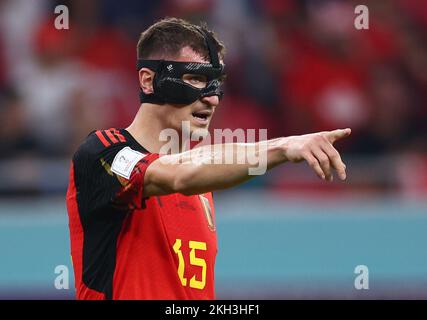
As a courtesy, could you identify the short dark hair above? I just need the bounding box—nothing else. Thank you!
[137,17,225,61]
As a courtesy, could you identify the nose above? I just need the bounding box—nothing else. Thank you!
[200,94,219,107]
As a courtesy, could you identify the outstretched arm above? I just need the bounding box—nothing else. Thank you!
[143,128,351,197]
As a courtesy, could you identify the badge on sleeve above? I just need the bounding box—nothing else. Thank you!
[111,147,146,179]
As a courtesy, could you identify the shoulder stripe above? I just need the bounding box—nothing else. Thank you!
[112,129,126,143]
[95,130,111,147]
[94,129,127,147]
[105,130,119,144]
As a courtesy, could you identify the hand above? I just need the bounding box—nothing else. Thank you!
[282,128,351,181]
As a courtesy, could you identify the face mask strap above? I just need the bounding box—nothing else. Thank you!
[137,60,166,104]
[194,27,220,69]
[136,60,162,72]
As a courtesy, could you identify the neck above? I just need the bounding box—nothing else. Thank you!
[126,104,183,154]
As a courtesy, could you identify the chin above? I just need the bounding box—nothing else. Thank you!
[190,123,210,136]
[171,117,211,138]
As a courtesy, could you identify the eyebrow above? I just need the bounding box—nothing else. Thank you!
[184,74,208,78]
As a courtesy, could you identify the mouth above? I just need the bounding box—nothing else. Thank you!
[191,110,212,125]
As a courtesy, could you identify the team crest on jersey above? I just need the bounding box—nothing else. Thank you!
[198,195,215,232]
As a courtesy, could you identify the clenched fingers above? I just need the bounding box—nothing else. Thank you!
[303,137,347,181]
[312,146,333,181]
[320,141,347,180]
[303,152,325,180]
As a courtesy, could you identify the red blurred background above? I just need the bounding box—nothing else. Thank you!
[0,0,426,197]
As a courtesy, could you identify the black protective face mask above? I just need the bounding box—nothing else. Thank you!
[136,29,226,105]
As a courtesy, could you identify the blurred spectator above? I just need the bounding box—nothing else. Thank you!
[0,34,5,88]
[0,0,426,196]
[279,1,371,136]
[16,19,98,156]
[396,152,427,199]
[0,0,48,84]
[0,87,37,159]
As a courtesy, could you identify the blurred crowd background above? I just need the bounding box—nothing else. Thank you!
[0,0,426,197]
[0,0,426,299]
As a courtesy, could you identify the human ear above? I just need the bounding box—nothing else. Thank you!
[138,68,155,94]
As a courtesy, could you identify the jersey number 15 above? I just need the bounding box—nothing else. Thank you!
[173,239,207,290]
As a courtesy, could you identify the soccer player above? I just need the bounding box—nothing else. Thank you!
[66,17,351,300]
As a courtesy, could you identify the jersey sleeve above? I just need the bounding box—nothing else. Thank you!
[72,130,159,216]
[112,150,160,210]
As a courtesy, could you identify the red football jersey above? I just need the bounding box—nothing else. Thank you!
[66,128,217,300]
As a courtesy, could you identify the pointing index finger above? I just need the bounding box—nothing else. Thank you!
[326,128,352,144]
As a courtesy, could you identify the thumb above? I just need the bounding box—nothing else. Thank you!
[326,128,352,144]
